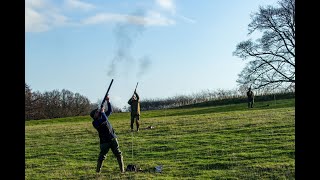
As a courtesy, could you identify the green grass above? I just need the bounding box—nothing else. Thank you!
[25,98,295,179]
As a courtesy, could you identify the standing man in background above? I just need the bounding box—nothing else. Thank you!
[128,90,141,132]
[247,87,254,108]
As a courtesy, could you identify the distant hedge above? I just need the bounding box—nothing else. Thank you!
[175,92,295,109]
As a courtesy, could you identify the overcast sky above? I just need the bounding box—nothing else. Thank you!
[25,0,279,109]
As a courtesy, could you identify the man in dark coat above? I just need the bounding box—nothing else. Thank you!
[90,96,124,173]
[247,87,254,108]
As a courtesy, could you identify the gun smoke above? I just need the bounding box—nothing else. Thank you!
[107,10,152,78]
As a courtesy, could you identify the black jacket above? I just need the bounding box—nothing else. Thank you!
[92,102,117,144]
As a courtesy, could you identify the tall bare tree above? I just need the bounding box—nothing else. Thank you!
[25,83,42,120]
[25,83,33,120]
[233,0,295,91]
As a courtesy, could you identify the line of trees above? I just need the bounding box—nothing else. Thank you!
[25,83,123,120]
[25,83,92,120]
[26,82,294,119]
[136,87,294,111]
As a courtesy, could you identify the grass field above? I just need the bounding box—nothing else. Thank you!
[25,98,295,179]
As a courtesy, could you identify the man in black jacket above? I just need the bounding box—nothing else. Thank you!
[246,87,254,108]
[90,96,124,173]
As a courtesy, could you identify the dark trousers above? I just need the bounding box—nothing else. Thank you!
[130,114,140,130]
[96,138,124,173]
[248,98,254,108]
[98,138,122,161]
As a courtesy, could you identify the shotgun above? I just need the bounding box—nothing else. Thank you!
[131,82,138,97]
[134,82,138,93]
[100,79,114,109]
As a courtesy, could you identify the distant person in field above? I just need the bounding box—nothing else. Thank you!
[90,96,125,173]
[128,90,140,132]
[247,87,254,108]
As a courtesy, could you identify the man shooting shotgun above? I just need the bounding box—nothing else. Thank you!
[89,79,125,173]
[128,82,141,132]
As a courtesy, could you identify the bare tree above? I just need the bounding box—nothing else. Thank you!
[233,0,295,91]
[25,83,34,120]
[25,83,43,120]
[33,91,46,119]
[73,93,91,116]
[43,90,62,118]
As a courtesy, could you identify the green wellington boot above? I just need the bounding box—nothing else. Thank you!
[96,160,103,173]
[117,155,125,173]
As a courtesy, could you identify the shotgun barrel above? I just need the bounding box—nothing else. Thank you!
[132,82,138,97]
[100,79,114,109]
[134,82,138,92]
